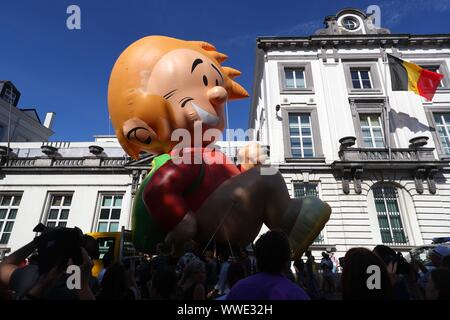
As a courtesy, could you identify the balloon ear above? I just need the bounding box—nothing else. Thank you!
[119,118,159,160]
[117,128,141,160]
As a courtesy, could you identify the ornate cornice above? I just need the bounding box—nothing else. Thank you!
[257,34,450,50]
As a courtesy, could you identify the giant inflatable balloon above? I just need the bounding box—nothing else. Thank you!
[108,36,331,258]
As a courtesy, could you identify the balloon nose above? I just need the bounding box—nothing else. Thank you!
[208,86,228,106]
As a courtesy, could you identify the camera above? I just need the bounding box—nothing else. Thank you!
[33,223,83,275]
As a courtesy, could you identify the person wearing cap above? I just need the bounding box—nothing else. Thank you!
[429,245,450,268]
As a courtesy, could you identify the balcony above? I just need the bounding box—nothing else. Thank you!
[332,136,449,195]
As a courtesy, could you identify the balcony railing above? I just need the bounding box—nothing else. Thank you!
[339,147,436,162]
[337,135,438,163]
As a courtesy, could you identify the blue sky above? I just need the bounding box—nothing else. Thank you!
[1,0,450,141]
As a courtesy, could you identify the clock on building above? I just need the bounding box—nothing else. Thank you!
[342,16,360,30]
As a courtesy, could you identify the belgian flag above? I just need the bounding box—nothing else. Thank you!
[387,54,444,101]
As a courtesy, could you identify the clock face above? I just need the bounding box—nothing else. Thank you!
[342,16,360,30]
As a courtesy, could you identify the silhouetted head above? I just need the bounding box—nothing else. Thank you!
[82,235,100,260]
[341,247,393,300]
[255,230,291,274]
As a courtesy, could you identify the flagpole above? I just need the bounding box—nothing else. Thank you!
[383,51,392,160]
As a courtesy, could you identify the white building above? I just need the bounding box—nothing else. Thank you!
[249,8,450,257]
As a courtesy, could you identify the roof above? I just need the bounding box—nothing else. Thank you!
[19,108,41,124]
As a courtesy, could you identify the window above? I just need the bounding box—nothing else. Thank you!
[0,194,22,245]
[289,114,314,158]
[360,114,384,148]
[97,194,123,232]
[351,68,372,89]
[373,186,407,245]
[3,87,16,104]
[293,183,324,244]
[284,68,306,89]
[344,62,381,94]
[278,63,314,93]
[294,183,318,198]
[433,113,450,154]
[46,194,72,227]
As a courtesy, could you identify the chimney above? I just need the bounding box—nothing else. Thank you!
[44,112,56,129]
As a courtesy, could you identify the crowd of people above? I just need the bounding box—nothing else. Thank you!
[0,225,449,300]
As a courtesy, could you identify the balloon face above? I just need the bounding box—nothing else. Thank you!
[108,36,249,159]
[147,49,227,131]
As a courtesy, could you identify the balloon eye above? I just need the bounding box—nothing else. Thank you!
[203,75,208,86]
[215,79,219,86]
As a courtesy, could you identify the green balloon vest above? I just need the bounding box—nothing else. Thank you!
[131,153,205,253]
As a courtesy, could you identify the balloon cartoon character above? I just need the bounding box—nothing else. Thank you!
[108,36,331,258]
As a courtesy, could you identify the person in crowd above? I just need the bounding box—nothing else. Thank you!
[341,247,393,300]
[178,259,207,300]
[320,252,335,295]
[428,245,450,268]
[425,267,450,300]
[248,247,257,276]
[97,262,140,300]
[81,235,101,295]
[293,255,306,288]
[151,242,172,274]
[176,242,200,277]
[125,259,141,300]
[135,254,152,299]
[373,245,418,300]
[216,261,246,300]
[330,251,340,273]
[210,248,232,298]
[98,250,113,283]
[150,266,178,300]
[203,250,218,293]
[239,248,254,277]
[26,248,94,300]
[304,250,320,299]
[226,230,310,300]
[0,227,95,300]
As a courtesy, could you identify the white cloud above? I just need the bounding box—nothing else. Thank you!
[382,0,450,26]
[220,19,321,47]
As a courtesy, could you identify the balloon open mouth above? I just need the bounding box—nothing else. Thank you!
[191,102,220,126]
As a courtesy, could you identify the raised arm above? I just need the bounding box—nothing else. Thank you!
[0,239,38,287]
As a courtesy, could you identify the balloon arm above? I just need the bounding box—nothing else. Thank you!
[142,160,201,231]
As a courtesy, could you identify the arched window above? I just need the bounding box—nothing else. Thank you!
[372,185,408,245]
